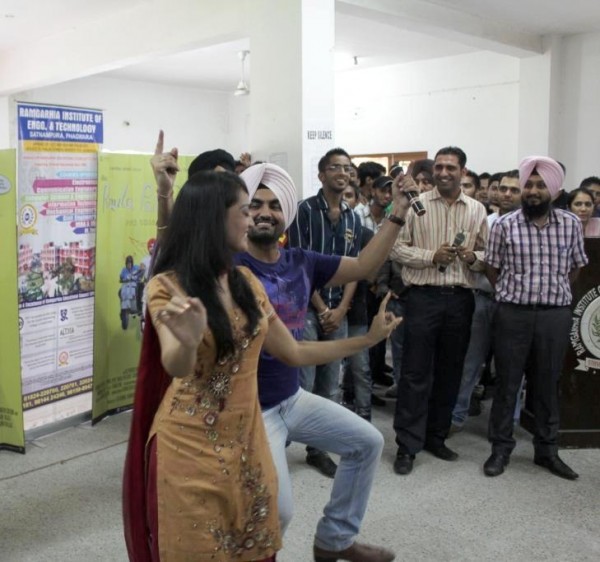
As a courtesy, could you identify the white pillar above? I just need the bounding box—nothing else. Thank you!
[248,0,335,198]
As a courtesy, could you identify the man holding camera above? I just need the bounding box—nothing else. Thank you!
[390,146,488,475]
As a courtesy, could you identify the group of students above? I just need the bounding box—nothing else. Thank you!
[122,132,590,561]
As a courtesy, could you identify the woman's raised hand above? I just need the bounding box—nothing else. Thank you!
[153,275,207,349]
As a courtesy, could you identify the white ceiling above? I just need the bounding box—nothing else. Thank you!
[425,0,600,35]
[1,0,600,92]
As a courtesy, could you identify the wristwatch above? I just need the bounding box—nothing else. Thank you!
[387,214,405,227]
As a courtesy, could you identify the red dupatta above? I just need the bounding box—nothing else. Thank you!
[122,312,171,561]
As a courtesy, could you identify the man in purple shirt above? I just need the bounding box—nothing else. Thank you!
[233,163,411,562]
[483,156,588,480]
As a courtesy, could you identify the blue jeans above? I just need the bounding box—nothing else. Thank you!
[300,308,347,403]
[452,292,497,426]
[262,388,384,551]
[452,293,523,426]
[343,324,371,417]
[387,298,406,384]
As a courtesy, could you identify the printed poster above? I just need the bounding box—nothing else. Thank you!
[0,149,25,452]
[17,102,102,431]
[92,153,193,422]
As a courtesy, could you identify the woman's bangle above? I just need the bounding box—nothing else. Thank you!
[157,190,173,199]
[156,223,168,231]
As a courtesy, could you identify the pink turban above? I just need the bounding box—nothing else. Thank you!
[240,163,298,228]
[518,156,564,199]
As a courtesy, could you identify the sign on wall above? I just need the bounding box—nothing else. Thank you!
[16,102,102,431]
[92,152,193,423]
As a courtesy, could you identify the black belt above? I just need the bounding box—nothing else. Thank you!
[501,302,563,311]
[414,285,471,294]
[473,289,495,299]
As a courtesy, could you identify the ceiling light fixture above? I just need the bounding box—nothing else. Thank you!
[234,50,250,96]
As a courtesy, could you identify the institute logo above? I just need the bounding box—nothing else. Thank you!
[571,286,600,372]
[19,204,38,235]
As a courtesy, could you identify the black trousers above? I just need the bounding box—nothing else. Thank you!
[393,286,474,455]
[489,303,572,457]
[367,291,386,381]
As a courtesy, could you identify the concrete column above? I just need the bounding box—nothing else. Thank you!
[248,0,335,198]
[518,49,553,159]
[519,33,600,184]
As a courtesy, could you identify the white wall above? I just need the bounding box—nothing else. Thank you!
[0,96,9,148]
[227,95,251,158]
[10,76,239,156]
[335,51,520,174]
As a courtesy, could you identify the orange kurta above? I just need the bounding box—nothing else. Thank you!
[146,267,281,561]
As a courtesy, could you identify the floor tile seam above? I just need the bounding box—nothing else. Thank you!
[0,439,127,482]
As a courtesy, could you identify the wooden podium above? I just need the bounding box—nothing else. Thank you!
[521,238,600,447]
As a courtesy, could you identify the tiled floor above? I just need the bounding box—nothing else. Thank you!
[1,396,599,561]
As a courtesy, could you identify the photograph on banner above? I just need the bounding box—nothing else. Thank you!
[92,153,193,422]
[17,103,103,430]
[0,149,25,452]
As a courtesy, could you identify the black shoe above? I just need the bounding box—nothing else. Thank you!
[483,453,510,477]
[423,443,458,461]
[393,453,414,475]
[383,363,394,373]
[371,394,386,407]
[314,541,396,562]
[306,452,337,478]
[534,455,579,480]
[468,396,482,417]
[372,372,394,387]
[384,384,398,398]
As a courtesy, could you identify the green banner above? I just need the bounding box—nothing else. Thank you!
[92,153,192,422]
[0,149,25,452]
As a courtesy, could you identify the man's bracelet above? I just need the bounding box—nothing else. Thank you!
[156,223,168,231]
[157,190,173,199]
[387,214,405,227]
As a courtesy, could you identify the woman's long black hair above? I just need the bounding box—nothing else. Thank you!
[152,171,262,360]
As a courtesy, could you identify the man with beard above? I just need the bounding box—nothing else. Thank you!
[483,156,587,479]
[237,162,409,562]
[389,146,489,475]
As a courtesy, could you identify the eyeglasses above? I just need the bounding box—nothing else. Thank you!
[325,164,352,173]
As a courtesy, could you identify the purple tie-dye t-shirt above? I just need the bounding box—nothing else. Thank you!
[235,248,340,409]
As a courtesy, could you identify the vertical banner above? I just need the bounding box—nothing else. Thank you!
[17,103,102,431]
[92,153,192,423]
[0,149,25,452]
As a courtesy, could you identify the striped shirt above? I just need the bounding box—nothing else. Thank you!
[390,187,489,288]
[474,212,500,293]
[354,203,387,234]
[485,208,588,306]
[288,188,362,308]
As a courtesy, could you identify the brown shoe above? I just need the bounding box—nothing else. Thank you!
[314,541,395,562]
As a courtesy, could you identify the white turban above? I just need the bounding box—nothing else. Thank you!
[240,163,298,228]
[518,156,564,199]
